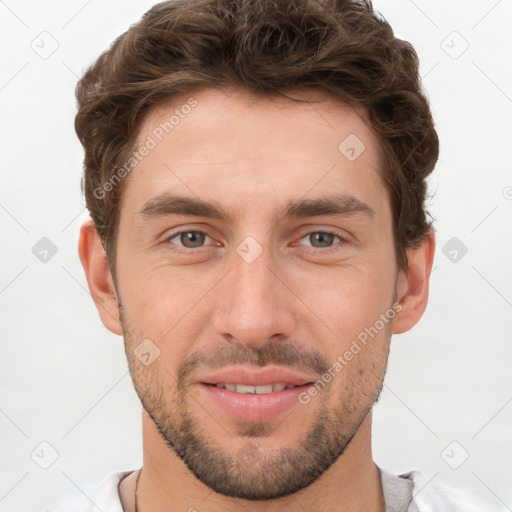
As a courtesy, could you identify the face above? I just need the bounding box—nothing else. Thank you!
[114,86,400,499]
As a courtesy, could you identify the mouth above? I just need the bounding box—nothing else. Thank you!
[205,382,307,394]
[195,366,316,421]
[197,369,315,421]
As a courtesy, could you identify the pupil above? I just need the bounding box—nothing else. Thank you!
[182,231,204,248]
[311,232,333,247]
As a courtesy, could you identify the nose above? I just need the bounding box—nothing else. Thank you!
[211,242,297,350]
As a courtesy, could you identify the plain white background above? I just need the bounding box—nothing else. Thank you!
[1,0,511,510]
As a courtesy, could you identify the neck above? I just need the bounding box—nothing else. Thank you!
[134,410,384,512]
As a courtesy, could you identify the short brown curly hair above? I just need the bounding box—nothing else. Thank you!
[75,0,438,274]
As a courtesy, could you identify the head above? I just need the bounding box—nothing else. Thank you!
[77,0,437,501]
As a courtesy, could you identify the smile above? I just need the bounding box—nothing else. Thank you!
[209,383,301,394]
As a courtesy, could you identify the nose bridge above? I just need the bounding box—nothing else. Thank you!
[211,240,295,347]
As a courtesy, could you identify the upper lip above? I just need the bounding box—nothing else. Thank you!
[198,366,315,386]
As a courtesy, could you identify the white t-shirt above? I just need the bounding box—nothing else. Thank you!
[44,465,507,512]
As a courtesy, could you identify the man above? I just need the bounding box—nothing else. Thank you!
[46,0,506,510]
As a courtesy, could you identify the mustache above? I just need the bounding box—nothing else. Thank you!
[177,341,330,384]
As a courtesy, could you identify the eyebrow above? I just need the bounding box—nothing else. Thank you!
[137,193,375,223]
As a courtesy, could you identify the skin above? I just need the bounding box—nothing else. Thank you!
[79,85,435,512]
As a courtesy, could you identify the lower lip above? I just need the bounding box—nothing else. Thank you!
[197,383,312,422]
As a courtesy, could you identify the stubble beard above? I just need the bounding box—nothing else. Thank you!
[118,299,392,500]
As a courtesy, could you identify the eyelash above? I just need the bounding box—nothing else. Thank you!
[163,230,348,255]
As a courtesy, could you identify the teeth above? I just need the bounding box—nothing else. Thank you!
[215,383,296,394]
[255,384,273,394]
[236,384,255,394]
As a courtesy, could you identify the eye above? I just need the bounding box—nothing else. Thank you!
[163,229,346,255]
[299,231,343,249]
[166,230,213,249]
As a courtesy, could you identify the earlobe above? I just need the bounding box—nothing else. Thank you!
[392,229,436,335]
[78,219,123,335]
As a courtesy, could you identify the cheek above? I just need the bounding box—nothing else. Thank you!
[117,263,217,352]
[287,262,395,344]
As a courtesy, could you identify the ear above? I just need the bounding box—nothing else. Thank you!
[78,219,123,335]
[392,229,436,335]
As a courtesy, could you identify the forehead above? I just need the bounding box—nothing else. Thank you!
[121,86,388,220]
